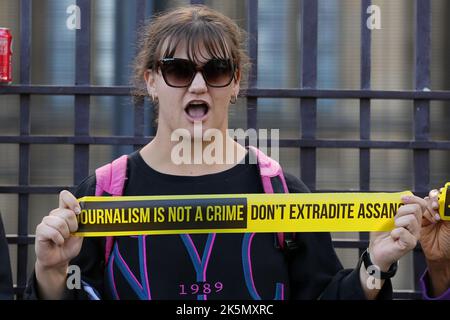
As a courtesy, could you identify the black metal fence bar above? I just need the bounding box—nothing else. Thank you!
[360,0,371,192]
[0,187,74,194]
[414,0,431,196]
[134,0,146,150]
[2,136,450,149]
[246,0,258,130]
[74,0,91,185]
[413,0,431,291]
[6,236,35,245]
[300,0,318,191]
[394,291,423,299]
[4,86,450,100]
[359,0,372,258]
[17,0,32,300]
[0,85,132,95]
[0,186,433,197]
[246,88,450,100]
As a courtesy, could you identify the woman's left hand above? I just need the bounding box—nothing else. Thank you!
[421,189,450,262]
[368,195,426,271]
[419,189,450,297]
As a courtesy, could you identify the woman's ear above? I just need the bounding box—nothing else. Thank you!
[144,69,156,96]
[232,69,241,97]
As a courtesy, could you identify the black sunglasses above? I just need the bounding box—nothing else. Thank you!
[157,58,236,88]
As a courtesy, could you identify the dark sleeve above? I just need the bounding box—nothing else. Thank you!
[284,173,393,300]
[0,213,13,300]
[420,269,450,300]
[25,175,107,300]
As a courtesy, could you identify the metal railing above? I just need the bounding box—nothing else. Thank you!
[0,0,445,300]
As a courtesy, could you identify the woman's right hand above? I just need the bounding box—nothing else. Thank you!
[35,190,83,271]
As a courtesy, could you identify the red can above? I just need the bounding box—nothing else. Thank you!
[0,28,12,84]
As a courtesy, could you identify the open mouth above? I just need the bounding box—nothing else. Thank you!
[184,102,209,121]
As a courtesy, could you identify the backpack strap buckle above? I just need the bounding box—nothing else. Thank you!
[284,238,299,252]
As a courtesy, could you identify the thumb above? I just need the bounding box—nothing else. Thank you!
[59,190,81,214]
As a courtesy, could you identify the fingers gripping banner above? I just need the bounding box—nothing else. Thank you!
[439,182,450,220]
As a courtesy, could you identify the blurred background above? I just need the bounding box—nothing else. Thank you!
[0,0,449,299]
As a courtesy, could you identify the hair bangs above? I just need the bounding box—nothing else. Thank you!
[187,24,233,64]
[158,21,233,66]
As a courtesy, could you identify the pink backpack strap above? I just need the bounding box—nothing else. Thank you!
[248,146,293,249]
[248,146,289,193]
[95,155,128,264]
[95,155,128,196]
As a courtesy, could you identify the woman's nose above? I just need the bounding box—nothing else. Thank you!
[188,71,208,93]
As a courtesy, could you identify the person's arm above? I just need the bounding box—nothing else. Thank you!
[420,189,450,299]
[284,174,423,300]
[427,263,450,297]
[288,231,393,300]
[0,213,13,300]
[26,236,106,300]
[357,252,389,300]
[25,175,106,300]
[420,263,450,299]
[284,173,391,300]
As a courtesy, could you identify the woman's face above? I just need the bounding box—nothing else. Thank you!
[145,42,240,139]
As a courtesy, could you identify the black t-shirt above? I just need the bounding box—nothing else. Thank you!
[26,150,392,300]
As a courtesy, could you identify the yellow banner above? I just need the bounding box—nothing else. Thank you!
[74,190,425,237]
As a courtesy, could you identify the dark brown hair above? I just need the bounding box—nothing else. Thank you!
[132,5,249,108]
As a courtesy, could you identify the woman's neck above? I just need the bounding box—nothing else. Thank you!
[140,132,247,176]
